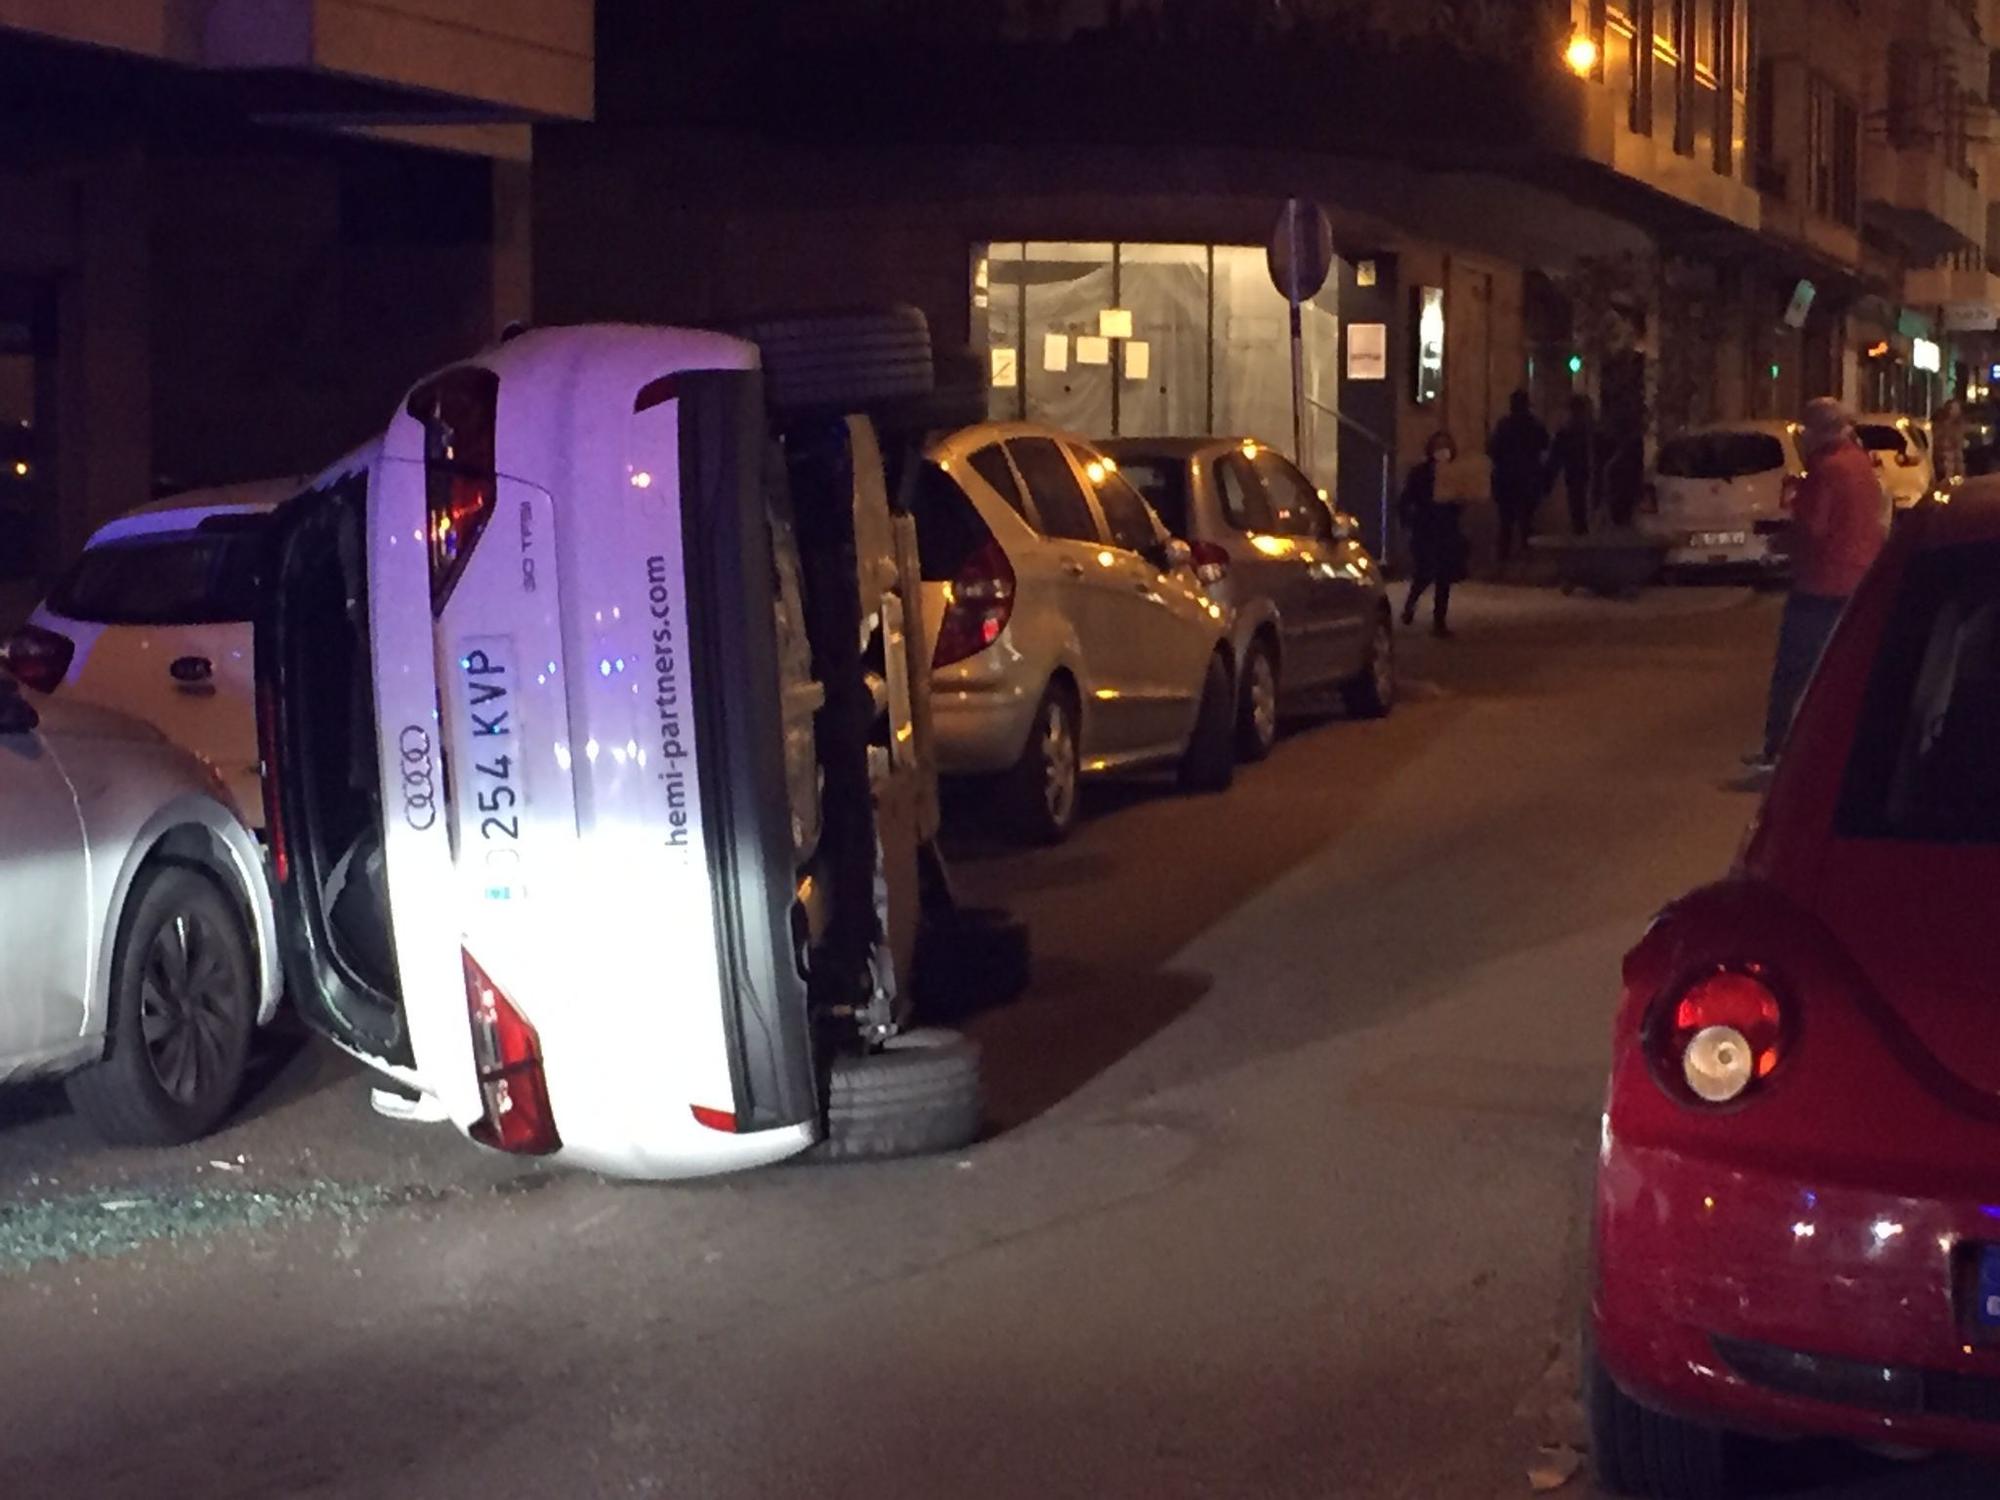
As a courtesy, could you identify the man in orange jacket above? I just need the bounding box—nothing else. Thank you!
[1750,398,1890,770]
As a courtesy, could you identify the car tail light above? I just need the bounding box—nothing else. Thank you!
[1780,475,1801,513]
[2,623,75,693]
[932,537,1016,668]
[1188,540,1231,585]
[1652,968,1786,1105]
[463,950,561,1155]
[407,368,501,616]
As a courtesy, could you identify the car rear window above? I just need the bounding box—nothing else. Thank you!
[1107,456,1190,537]
[909,462,993,582]
[51,516,267,625]
[1856,425,1907,453]
[1656,432,1787,480]
[1839,541,2000,844]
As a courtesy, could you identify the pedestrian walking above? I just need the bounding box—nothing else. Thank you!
[1399,431,1469,639]
[1748,398,1891,772]
[1488,390,1551,565]
[1932,397,1968,486]
[1545,395,1598,537]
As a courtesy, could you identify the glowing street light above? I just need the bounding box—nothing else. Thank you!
[1565,33,1600,77]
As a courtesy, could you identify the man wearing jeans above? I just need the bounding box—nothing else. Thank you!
[1750,398,1890,771]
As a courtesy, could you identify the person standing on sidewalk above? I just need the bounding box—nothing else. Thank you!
[1545,395,1598,537]
[1399,431,1468,639]
[1488,390,1550,566]
[1749,398,1891,772]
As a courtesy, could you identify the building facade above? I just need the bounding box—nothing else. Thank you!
[0,0,593,605]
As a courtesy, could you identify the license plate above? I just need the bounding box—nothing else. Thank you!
[1690,530,1747,549]
[456,636,525,902]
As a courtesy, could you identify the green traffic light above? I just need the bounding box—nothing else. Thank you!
[1567,355,1583,375]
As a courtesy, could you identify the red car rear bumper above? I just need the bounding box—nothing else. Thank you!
[1595,1134,2000,1456]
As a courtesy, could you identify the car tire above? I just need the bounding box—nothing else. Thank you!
[1340,611,1397,719]
[1004,682,1082,845]
[64,865,256,1146]
[816,1028,982,1163]
[1178,650,1237,794]
[1588,1352,1730,1500]
[1235,638,1280,762]
[739,306,935,418]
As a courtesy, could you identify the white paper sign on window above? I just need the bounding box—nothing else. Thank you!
[1076,335,1111,366]
[1124,340,1150,382]
[1348,323,1389,381]
[990,347,1019,389]
[1043,333,1070,373]
[1099,308,1134,339]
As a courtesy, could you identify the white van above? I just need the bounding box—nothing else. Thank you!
[256,323,984,1180]
[1644,421,1805,576]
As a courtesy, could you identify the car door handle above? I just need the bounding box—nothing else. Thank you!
[1060,560,1086,578]
[170,655,214,685]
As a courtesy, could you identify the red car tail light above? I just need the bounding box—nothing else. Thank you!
[463,950,561,1155]
[2,622,75,693]
[932,537,1016,668]
[1652,968,1786,1105]
[1188,540,1231,585]
[407,368,500,616]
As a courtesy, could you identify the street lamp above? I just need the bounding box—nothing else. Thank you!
[1565,33,1600,77]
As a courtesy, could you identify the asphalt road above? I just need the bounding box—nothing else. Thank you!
[2,583,1993,1499]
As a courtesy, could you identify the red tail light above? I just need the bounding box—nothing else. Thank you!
[932,538,1016,668]
[255,680,290,885]
[1188,540,1231,585]
[2,623,75,693]
[1651,968,1786,1106]
[463,950,561,1155]
[407,368,500,616]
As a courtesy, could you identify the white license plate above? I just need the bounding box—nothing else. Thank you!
[456,636,525,902]
[1690,530,1747,549]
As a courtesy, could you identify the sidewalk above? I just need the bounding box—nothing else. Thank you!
[1398,579,1757,632]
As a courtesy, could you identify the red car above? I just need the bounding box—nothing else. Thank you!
[1591,487,2000,1497]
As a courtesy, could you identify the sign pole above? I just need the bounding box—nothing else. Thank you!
[1267,198,1332,470]
[1289,215,1306,465]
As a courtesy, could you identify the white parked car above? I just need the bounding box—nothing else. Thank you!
[1643,421,1805,576]
[913,422,1237,843]
[0,677,281,1142]
[257,323,980,1181]
[6,479,302,825]
[1853,412,1933,509]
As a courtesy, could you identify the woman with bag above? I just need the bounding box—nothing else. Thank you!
[1398,431,1469,639]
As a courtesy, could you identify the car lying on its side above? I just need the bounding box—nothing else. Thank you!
[0,676,281,1143]
[912,421,1238,844]
[256,320,986,1181]
[5,479,303,826]
[1591,481,2000,1496]
[1101,436,1393,759]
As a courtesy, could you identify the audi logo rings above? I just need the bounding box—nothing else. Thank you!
[400,725,439,831]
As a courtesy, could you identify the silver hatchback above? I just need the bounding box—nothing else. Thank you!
[1102,438,1394,758]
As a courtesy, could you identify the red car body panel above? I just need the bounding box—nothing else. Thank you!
[1593,493,2000,1455]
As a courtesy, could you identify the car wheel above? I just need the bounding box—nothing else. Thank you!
[1341,611,1397,719]
[1236,639,1280,762]
[815,1028,982,1163]
[1178,650,1237,794]
[1005,683,1081,844]
[738,306,935,418]
[1588,1352,1730,1499]
[64,865,256,1146]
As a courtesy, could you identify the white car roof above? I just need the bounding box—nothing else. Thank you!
[85,476,308,547]
[927,421,1101,463]
[1676,421,1801,439]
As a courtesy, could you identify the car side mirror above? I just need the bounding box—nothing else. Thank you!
[0,677,39,735]
[1146,537,1193,573]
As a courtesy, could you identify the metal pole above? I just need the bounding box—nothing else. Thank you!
[1289,212,1307,465]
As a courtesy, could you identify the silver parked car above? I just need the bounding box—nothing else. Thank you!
[1102,437,1394,758]
[914,422,1238,844]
